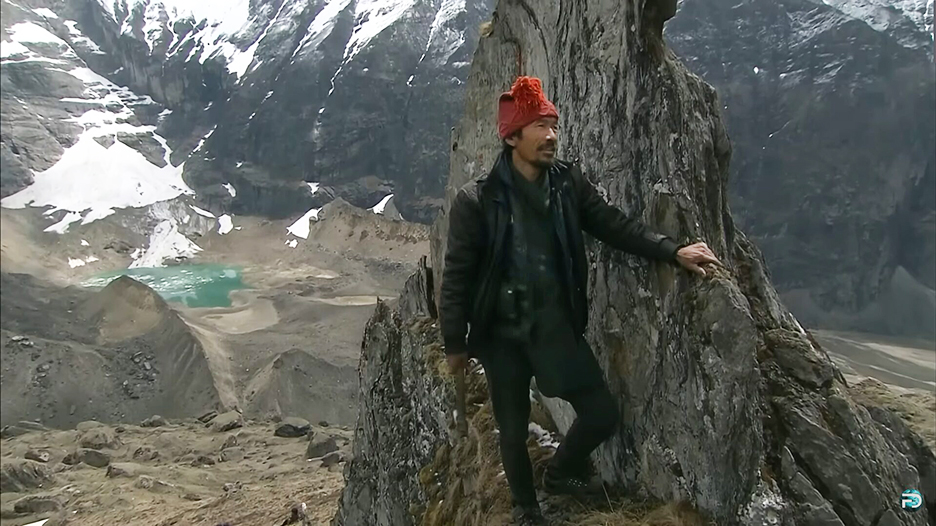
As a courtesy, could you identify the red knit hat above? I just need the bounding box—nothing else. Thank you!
[497,76,559,139]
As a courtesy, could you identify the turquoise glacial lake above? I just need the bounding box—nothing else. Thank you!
[81,264,246,308]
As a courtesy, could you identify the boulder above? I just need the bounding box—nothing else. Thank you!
[0,460,55,493]
[75,448,110,468]
[221,434,239,450]
[132,445,160,461]
[274,417,311,438]
[78,427,119,450]
[13,494,62,514]
[306,436,338,459]
[75,421,104,432]
[321,451,343,467]
[141,415,167,428]
[220,447,245,463]
[209,411,243,432]
[25,449,51,463]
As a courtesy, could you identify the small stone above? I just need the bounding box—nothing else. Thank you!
[25,449,51,463]
[16,421,47,432]
[141,415,167,428]
[106,462,141,478]
[306,436,338,459]
[69,405,76,416]
[221,434,239,450]
[132,445,160,461]
[274,417,311,438]
[135,476,173,492]
[318,420,330,427]
[321,451,342,467]
[223,481,242,493]
[143,362,152,371]
[191,455,216,467]
[210,411,243,432]
[220,447,245,462]
[183,493,203,501]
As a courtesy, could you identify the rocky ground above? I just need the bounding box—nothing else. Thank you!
[0,416,351,526]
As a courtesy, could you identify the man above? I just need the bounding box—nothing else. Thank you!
[439,76,720,525]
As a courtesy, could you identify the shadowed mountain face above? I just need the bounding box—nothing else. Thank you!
[667,0,936,339]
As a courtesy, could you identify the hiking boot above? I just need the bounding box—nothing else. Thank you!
[512,504,550,526]
[542,465,602,497]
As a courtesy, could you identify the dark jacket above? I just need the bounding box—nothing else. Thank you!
[440,151,682,356]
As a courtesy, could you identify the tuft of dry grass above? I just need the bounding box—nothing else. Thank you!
[573,501,712,526]
[480,21,494,38]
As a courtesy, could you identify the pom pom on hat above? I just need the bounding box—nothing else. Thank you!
[497,76,558,139]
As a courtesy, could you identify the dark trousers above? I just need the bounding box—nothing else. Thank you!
[479,343,620,507]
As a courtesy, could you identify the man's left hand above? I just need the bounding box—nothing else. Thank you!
[676,242,722,277]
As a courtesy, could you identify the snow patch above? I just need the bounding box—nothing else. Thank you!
[343,0,417,65]
[130,220,201,268]
[369,194,393,214]
[193,125,218,153]
[218,214,234,234]
[223,183,237,197]
[820,0,934,47]
[1,135,192,229]
[292,0,353,58]
[0,41,31,59]
[33,8,59,19]
[285,239,298,248]
[8,22,67,45]
[64,21,105,54]
[287,207,322,239]
[190,204,216,218]
[307,182,320,195]
[81,239,91,246]
[45,212,83,234]
[85,255,100,263]
[528,423,559,449]
[68,257,86,268]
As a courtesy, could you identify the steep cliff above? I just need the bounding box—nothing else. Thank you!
[337,0,936,524]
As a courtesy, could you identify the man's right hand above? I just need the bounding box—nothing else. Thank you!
[447,353,469,373]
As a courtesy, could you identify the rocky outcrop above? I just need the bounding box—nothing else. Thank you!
[666,0,936,339]
[338,0,935,525]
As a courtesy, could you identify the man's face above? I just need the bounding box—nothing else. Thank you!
[507,117,559,169]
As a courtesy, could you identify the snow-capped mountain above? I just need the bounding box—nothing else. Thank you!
[668,0,936,339]
[2,0,494,228]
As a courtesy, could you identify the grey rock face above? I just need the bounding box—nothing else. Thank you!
[332,278,450,525]
[335,1,936,525]
[666,0,936,339]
